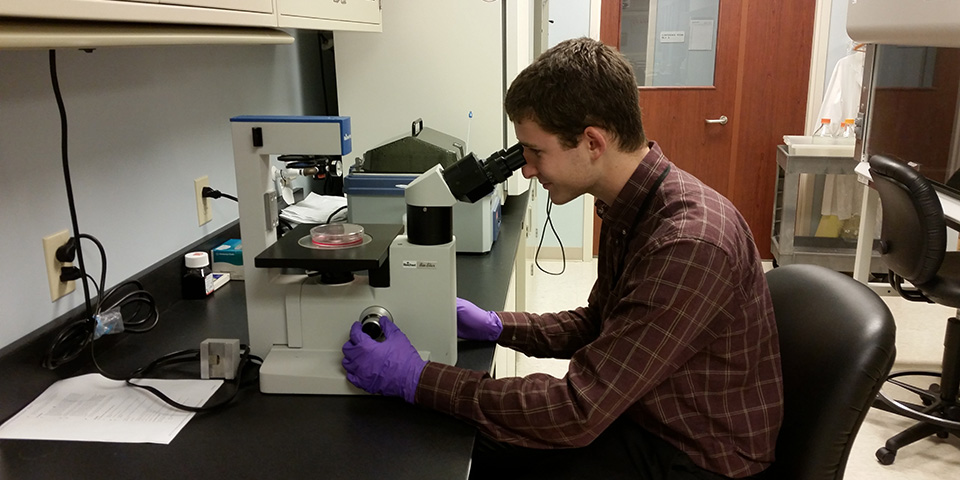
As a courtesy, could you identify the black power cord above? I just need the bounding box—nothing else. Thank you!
[42,233,160,369]
[49,49,95,319]
[92,341,263,413]
[201,186,238,202]
[43,50,258,412]
[534,199,566,275]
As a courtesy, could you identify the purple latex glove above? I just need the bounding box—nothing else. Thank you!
[341,317,427,403]
[456,297,503,341]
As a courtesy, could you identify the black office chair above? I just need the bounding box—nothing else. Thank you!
[867,154,960,465]
[761,264,896,480]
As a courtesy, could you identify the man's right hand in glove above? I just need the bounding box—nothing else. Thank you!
[456,297,502,341]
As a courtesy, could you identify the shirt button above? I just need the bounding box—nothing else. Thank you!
[622,229,627,235]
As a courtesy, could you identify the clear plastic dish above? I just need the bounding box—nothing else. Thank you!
[310,223,365,248]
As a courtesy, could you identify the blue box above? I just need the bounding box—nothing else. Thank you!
[212,239,243,280]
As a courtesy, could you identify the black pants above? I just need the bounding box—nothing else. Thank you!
[468,419,732,480]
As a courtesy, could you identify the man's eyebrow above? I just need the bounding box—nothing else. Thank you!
[519,142,540,150]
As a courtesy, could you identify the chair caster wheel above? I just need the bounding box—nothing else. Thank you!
[877,447,896,465]
[937,430,949,439]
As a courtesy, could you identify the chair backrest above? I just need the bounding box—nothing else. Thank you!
[868,154,946,285]
[762,264,896,480]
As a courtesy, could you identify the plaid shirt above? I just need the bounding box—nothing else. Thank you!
[417,143,783,478]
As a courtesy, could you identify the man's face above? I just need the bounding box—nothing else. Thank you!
[514,119,592,205]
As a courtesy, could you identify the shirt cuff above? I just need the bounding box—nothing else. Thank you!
[494,310,530,349]
[415,361,488,416]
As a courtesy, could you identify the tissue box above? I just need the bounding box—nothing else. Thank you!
[212,239,243,280]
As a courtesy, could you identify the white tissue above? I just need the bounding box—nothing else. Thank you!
[280,193,348,225]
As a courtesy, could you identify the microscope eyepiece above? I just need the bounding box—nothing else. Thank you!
[442,143,525,203]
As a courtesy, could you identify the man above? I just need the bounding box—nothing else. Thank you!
[342,37,783,480]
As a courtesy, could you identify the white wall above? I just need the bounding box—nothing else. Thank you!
[0,36,317,351]
[334,0,504,164]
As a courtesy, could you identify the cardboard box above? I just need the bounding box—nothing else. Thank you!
[212,239,243,280]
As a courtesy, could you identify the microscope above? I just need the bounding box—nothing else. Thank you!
[230,116,524,394]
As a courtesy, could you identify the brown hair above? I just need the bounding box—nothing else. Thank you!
[504,37,645,152]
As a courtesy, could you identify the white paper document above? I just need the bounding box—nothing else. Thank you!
[0,373,222,444]
[689,19,715,51]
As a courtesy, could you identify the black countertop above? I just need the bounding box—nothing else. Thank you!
[0,191,529,480]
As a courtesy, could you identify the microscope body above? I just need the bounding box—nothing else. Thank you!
[263,234,456,394]
[230,116,521,395]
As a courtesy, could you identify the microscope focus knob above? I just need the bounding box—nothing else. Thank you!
[359,306,392,341]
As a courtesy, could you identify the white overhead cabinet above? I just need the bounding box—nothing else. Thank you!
[0,0,276,27]
[0,0,382,31]
[277,0,381,31]
[162,0,273,14]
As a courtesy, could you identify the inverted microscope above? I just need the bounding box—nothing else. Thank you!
[230,116,523,394]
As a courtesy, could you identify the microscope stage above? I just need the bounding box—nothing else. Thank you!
[255,223,403,272]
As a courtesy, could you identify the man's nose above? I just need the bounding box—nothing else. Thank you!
[521,163,536,179]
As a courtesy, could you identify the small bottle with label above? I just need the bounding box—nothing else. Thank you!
[841,118,856,139]
[812,118,833,144]
[183,251,214,299]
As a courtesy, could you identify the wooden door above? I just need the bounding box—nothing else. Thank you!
[594,0,815,258]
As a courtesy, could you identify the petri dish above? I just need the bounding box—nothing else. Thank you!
[310,223,365,248]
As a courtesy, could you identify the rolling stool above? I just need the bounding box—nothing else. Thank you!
[867,154,960,465]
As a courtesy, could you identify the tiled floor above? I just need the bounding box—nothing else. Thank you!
[514,259,960,478]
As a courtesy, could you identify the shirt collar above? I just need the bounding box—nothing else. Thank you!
[595,141,669,236]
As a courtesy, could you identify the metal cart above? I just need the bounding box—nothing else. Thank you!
[770,145,885,273]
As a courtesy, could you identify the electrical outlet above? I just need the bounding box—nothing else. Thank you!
[42,230,76,302]
[195,175,212,226]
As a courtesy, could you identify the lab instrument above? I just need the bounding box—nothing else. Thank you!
[230,116,523,395]
[345,120,502,253]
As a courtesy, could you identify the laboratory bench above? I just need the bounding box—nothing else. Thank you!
[0,190,530,480]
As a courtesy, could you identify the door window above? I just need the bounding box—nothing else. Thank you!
[619,0,720,87]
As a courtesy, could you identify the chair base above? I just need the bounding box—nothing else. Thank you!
[876,421,957,465]
[873,388,960,465]
[872,317,960,465]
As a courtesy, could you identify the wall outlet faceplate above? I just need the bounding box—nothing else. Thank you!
[42,229,75,301]
[195,175,212,226]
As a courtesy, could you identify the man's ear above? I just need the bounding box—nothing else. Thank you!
[582,126,608,160]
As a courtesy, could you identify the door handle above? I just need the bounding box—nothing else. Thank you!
[705,115,728,125]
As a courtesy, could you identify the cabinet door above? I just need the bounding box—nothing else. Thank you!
[160,0,273,14]
[1,0,276,25]
[278,0,380,25]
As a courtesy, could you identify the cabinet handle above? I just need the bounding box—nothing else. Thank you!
[705,115,728,125]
